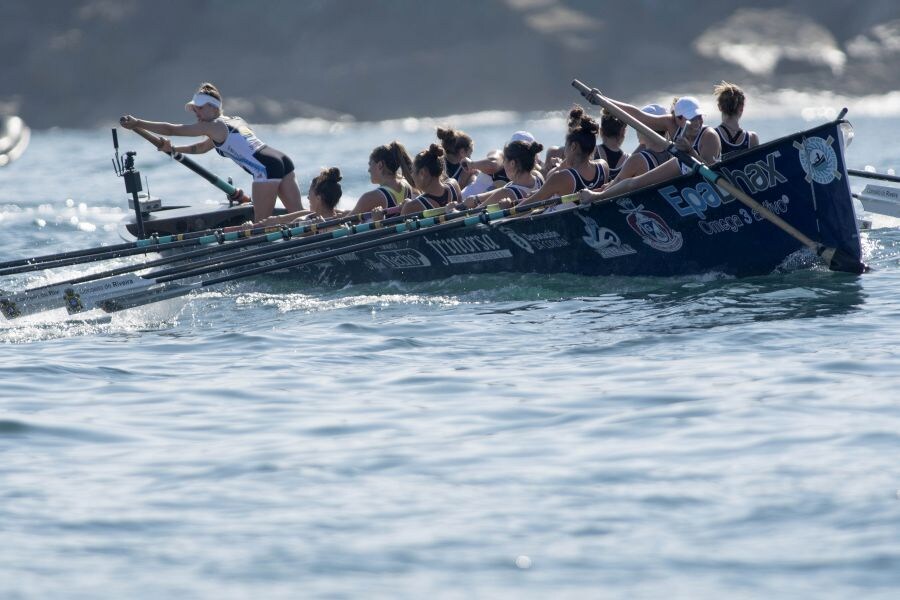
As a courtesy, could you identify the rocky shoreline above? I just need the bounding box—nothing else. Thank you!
[2,1,898,128]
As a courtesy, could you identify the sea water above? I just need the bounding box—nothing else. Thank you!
[1,107,899,599]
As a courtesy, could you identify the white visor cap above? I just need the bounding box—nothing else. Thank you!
[185,93,222,112]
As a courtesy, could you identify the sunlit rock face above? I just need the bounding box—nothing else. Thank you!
[694,8,846,76]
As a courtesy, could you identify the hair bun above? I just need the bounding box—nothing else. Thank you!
[427,143,445,158]
[325,166,342,183]
[529,141,544,155]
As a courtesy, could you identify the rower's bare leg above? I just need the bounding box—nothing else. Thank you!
[278,172,304,212]
[251,181,280,221]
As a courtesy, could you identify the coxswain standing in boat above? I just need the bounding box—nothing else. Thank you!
[461,139,545,208]
[516,106,608,209]
[119,82,304,222]
[348,142,416,216]
[401,145,462,215]
[713,81,759,159]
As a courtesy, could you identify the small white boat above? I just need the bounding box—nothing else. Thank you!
[0,115,30,166]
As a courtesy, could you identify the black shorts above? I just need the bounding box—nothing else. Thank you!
[248,147,295,182]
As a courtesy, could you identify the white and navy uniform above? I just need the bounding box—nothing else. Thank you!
[503,173,545,201]
[415,184,459,210]
[716,125,752,158]
[564,163,607,193]
[213,116,294,182]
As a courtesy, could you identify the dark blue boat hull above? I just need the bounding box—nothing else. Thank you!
[286,120,861,285]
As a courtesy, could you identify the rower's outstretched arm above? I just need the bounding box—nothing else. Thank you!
[120,116,223,139]
[171,138,215,155]
[604,99,673,135]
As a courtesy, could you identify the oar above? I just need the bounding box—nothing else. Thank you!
[848,169,900,185]
[0,204,439,319]
[0,209,275,273]
[126,125,251,204]
[98,196,573,313]
[0,198,407,277]
[571,79,867,275]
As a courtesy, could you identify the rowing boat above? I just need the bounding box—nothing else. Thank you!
[123,117,863,284]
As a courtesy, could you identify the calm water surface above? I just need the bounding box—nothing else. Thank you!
[1,113,899,599]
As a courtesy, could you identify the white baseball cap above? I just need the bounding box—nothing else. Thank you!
[673,96,704,120]
[641,103,668,116]
[509,130,536,144]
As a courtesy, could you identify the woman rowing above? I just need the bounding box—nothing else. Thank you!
[543,110,626,178]
[594,110,629,179]
[349,142,416,216]
[437,127,479,189]
[119,82,303,222]
[257,167,344,226]
[401,144,462,216]
[608,105,674,184]
[516,106,608,209]
[714,81,759,159]
[462,140,545,208]
[603,94,721,165]
[459,131,540,197]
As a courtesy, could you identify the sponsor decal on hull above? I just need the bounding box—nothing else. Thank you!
[660,151,787,219]
[375,248,432,269]
[424,234,512,265]
[617,199,683,253]
[575,212,636,259]
[794,135,840,185]
[498,227,572,253]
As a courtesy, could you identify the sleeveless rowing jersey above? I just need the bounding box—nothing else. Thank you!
[594,144,627,179]
[415,184,459,210]
[377,181,413,209]
[212,116,268,172]
[716,124,752,158]
[503,173,545,201]
[638,148,672,172]
[564,163,606,193]
[445,160,464,183]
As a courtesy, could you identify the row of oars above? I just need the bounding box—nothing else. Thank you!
[1,79,891,320]
[0,167,579,319]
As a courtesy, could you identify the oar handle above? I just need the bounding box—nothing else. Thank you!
[572,80,671,150]
[128,126,250,203]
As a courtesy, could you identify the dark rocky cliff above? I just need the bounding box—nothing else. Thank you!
[2,0,898,128]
